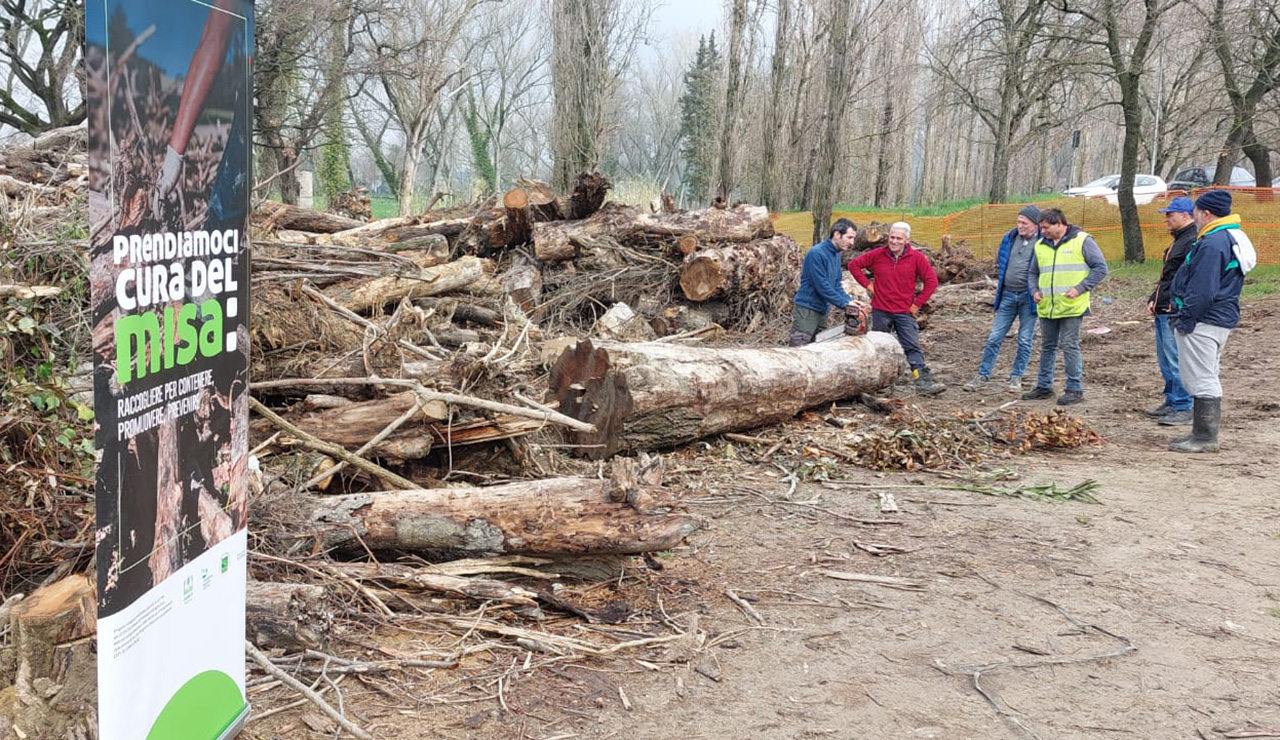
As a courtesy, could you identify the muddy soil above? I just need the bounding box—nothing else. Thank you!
[247,285,1280,740]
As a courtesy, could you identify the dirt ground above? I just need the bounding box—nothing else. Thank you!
[247,283,1280,740]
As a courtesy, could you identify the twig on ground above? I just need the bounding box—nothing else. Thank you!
[245,640,375,740]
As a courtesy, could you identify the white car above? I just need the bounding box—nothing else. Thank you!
[1064,174,1168,205]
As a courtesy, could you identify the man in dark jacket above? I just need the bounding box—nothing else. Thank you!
[1021,208,1109,405]
[963,205,1041,393]
[1167,190,1257,453]
[1145,197,1197,425]
[848,222,945,394]
[790,218,860,345]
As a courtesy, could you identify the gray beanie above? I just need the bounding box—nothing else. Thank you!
[1018,205,1042,223]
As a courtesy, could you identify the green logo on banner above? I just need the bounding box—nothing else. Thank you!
[147,670,244,740]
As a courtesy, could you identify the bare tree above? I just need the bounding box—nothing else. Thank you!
[759,0,792,211]
[464,0,550,191]
[1060,0,1175,262]
[549,0,651,191]
[811,0,857,245]
[716,0,749,202]
[357,0,486,215]
[0,0,84,136]
[929,0,1063,203]
[1209,0,1280,186]
[254,0,357,204]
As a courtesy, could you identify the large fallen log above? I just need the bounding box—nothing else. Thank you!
[245,581,334,651]
[679,235,801,302]
[326,256,495,314]
[633,204,774,243]
[284,478,700,556]
[549,334,905,458]
[558,171,612,220]
[257,201,366,233]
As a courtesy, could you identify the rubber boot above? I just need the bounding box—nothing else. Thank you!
[914,366,946,396]
[787,331,812,347]
[1168,397,1221,453]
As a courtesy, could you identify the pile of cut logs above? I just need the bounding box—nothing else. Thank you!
[0,129,927,736]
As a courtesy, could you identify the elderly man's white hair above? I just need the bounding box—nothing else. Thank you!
[889,221,911,237]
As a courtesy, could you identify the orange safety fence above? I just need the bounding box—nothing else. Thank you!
[773,187,1280,264]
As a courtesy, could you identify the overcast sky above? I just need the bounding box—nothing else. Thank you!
[650,0,724,46]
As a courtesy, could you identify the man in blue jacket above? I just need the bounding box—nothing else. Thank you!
[963,205,1041,393]
[790,218,859,345]
[1168,190,1257,453]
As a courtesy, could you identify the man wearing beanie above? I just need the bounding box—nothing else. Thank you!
[1145,197,1198,425]
[963,205,1041,393]
[1167,189,1257,452]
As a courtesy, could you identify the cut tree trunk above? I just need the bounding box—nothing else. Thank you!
[257,201,366,233]
[0,576,96,740]
[679,235,802,302]
[518,178,565,222]
[494,188,533,248]
[292,391,449,441]
[326,256,495,314]
[633,204,774,243]
[558,171,612,220]
[501,254,542,314]
[329,563,537,607]
[245,581,334,651]
[549,334,905,458]
[284,478,700,556]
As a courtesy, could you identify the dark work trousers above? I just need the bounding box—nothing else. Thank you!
[872,309,925,369]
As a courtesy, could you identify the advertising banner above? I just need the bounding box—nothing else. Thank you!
[86,0,254,737]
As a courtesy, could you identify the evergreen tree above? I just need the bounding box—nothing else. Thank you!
[678,33,721,203]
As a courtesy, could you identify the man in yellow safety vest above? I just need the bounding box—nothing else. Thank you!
[1020,207,1109,405]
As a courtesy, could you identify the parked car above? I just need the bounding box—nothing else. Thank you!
[1168,164,1256,191]
[1064,174,1168,205]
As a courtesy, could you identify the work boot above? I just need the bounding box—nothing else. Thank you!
[787,331,812,347]
[1169,397,1221,453]
[1145,402,1172,417]
[914,366,946,396]
[962,375,988,392]
[1057,390,1085,406]
[1021,386,1054,400]
[1157,408,1193,425]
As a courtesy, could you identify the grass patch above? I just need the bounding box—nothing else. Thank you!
[1098,261,1280,302]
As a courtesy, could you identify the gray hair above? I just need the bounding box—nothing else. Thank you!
[889,221,911,237]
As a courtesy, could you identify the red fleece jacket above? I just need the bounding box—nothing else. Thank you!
[848,245,939,313]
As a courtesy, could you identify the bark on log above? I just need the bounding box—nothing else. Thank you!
[517,178,564,222]
[679,235,801,302]
[550,334,905,458]
[257,201,366,233]
[245,581,334,651]
[633,204,774,243]
[287,478,700,556]
[557,171,612,220]
[853,222,886,252]
[502,254,542,314]
[495,188,533,248]
[327,256,494,314]
[293,391,449,442]
[329,563,537,607]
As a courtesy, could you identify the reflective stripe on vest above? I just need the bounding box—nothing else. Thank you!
[1035,231,1091,318]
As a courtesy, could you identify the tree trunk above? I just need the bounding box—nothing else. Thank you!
[245,582,334,651]
[558,171,613,220]
[810,0,854,244]
[632,204,774,243]
[717,0,748,202]
[760,0,791,212]
[256,201,366,233]
[0,576,98,740]
[281,478,701,555]
[502,254,542,313]
[1118,81,1146,263]
[873,93,895,208]
[549,333,905,458]
[680,235,803,302]
[325,256,495,314]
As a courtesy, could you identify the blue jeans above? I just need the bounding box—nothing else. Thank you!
[1154,314,1192,409]
[1035,316,1083,392]
[977,290,1037,379]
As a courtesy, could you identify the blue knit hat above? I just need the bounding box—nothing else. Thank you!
[1194,190,1232,217]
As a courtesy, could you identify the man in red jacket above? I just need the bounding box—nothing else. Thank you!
[848,222,945,394]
